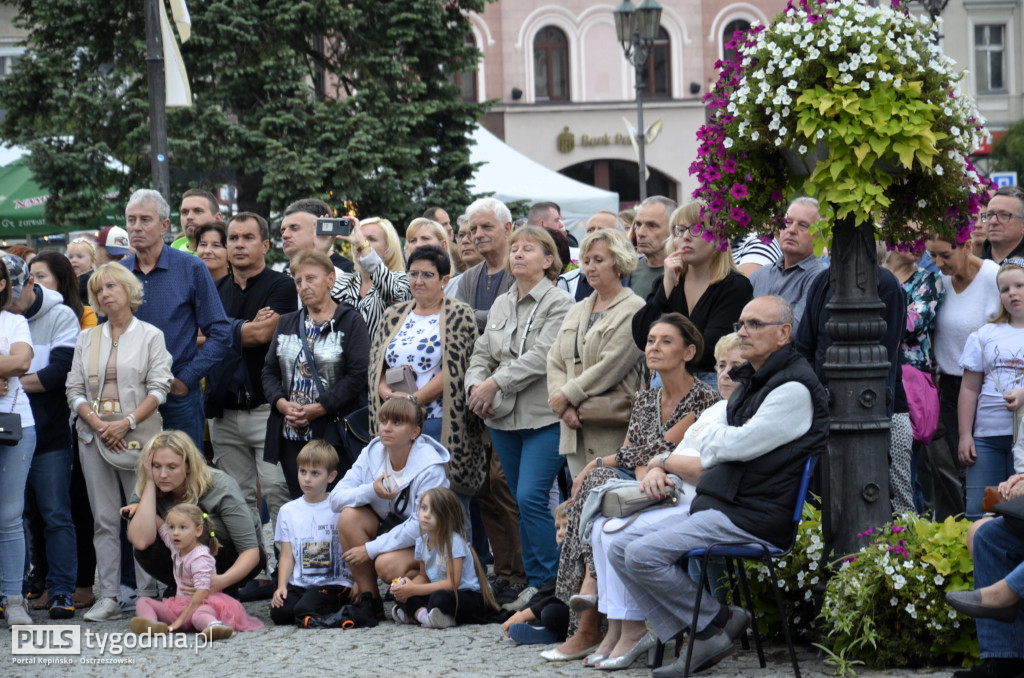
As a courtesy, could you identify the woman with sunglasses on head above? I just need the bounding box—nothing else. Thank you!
[926,231,1000,519]
[631,200,753,390]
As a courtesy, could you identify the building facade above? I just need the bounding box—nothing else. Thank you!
[468,0,1024,206]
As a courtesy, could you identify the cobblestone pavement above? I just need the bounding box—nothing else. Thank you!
[3,599,960,678]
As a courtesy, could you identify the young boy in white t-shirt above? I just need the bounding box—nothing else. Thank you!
[270,441,352,626]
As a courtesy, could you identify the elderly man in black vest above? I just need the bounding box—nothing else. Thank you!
[606,295,829,676]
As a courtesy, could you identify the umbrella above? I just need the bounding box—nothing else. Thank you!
[0,159,123,236]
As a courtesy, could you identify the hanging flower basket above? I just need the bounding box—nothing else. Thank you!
[691,0,990,248]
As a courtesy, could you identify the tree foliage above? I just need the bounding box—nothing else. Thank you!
[991,118,1024,177]
[0,0,491,231]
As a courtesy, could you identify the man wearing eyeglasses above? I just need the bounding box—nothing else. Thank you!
[750,197,827,330]
[979,186,1024,265]
[608,296,829,676]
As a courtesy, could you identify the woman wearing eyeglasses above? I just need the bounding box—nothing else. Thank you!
[367,245,483,512]
[466,226,574,587]
[631,200,753,389]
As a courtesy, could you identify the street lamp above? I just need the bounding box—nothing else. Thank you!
[614,0,662,202]
[919,0,949,43]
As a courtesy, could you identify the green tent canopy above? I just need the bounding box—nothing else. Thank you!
[0,159,122,236]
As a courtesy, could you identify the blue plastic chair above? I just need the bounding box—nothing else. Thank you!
[655,455,818,678]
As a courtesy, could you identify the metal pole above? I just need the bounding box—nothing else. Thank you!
[634,29,648,202]
[144,0,171,203]
[822,214,892,558]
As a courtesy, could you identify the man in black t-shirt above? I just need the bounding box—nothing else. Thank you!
[208,212,297,559]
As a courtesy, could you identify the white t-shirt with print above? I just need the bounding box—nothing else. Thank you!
[275,497,352,588]
[959,322,1024,438]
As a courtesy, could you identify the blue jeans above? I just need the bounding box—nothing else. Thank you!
[26,445,76,596]
[972,518,1024,658]
[421,418,442,443]
[489,424,564,586]
[0,426,35,598]
[159,389,205,450]
[966,436,1014,520]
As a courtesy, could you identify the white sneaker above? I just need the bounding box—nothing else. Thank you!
[502,585,539,612]
[427,607,456,629]
[84,597,122,622]
[3,595,32,626]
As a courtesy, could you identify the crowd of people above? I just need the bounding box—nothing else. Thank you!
[0,184,1023,677]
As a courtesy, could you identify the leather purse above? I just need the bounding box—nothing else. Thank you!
[601,483,680,518]
[385,365,418,396]
[0,387,23,446]
[994,496,1024,539]
[577,393,633,426]
[85,328,161,471]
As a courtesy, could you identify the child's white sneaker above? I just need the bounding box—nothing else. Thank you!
[427,608,455,629]
[391,606,413,624]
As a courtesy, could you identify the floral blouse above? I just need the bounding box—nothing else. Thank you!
[386,312,443,419]
[900,267,944,371]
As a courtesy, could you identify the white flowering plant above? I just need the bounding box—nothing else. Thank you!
[819,513,978,668]
[734,507,979,669]
[691,0,989,248]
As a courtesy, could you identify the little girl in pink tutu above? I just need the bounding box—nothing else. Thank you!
[130,503,264,640]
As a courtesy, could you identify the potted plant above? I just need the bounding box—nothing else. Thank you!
[690,0,989,247]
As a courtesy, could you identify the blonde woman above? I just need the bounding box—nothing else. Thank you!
[547,229,645,477]
[466,226,574,587]
[329,217,411,337]
[125,430,265,597]
[66,263,173,621]
[631,200,753,388]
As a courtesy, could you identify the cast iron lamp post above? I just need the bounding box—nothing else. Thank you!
[614,0,662,202]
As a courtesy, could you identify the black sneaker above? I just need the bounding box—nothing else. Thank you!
[953,659,1024,678]
[494,580,526,605]
[48,593,75,620]
[356,592,384,621]
[488,577,510,597]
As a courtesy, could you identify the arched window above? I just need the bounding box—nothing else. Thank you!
[453,33,478,103]
[534,26,570,101]
[722,19,751,64]
[645,28,670,98]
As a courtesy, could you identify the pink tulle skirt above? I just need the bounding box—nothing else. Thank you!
[158,593,264,632]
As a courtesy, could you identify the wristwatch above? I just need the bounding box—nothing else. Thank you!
[126,414,137,430]
[658,451,672,469]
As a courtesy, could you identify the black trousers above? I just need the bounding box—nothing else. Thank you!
[398,588,492,625]
[270,584,351,625]
[134,537,265,598]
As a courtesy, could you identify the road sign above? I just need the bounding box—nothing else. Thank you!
[992,171,1018,187]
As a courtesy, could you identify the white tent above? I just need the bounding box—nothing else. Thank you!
[468,126,619,224]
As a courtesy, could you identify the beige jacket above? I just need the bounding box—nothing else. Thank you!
[466,279,573,431]
[66,318,174,443]
[547,286,646,460]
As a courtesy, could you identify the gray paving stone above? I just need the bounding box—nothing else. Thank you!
[2,600,958,677]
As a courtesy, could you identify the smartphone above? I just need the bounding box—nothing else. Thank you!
[316,216,353,236]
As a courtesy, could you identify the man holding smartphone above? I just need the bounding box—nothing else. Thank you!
[280,198,354,274]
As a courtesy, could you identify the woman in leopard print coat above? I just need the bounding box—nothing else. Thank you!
[367,246,485,497]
